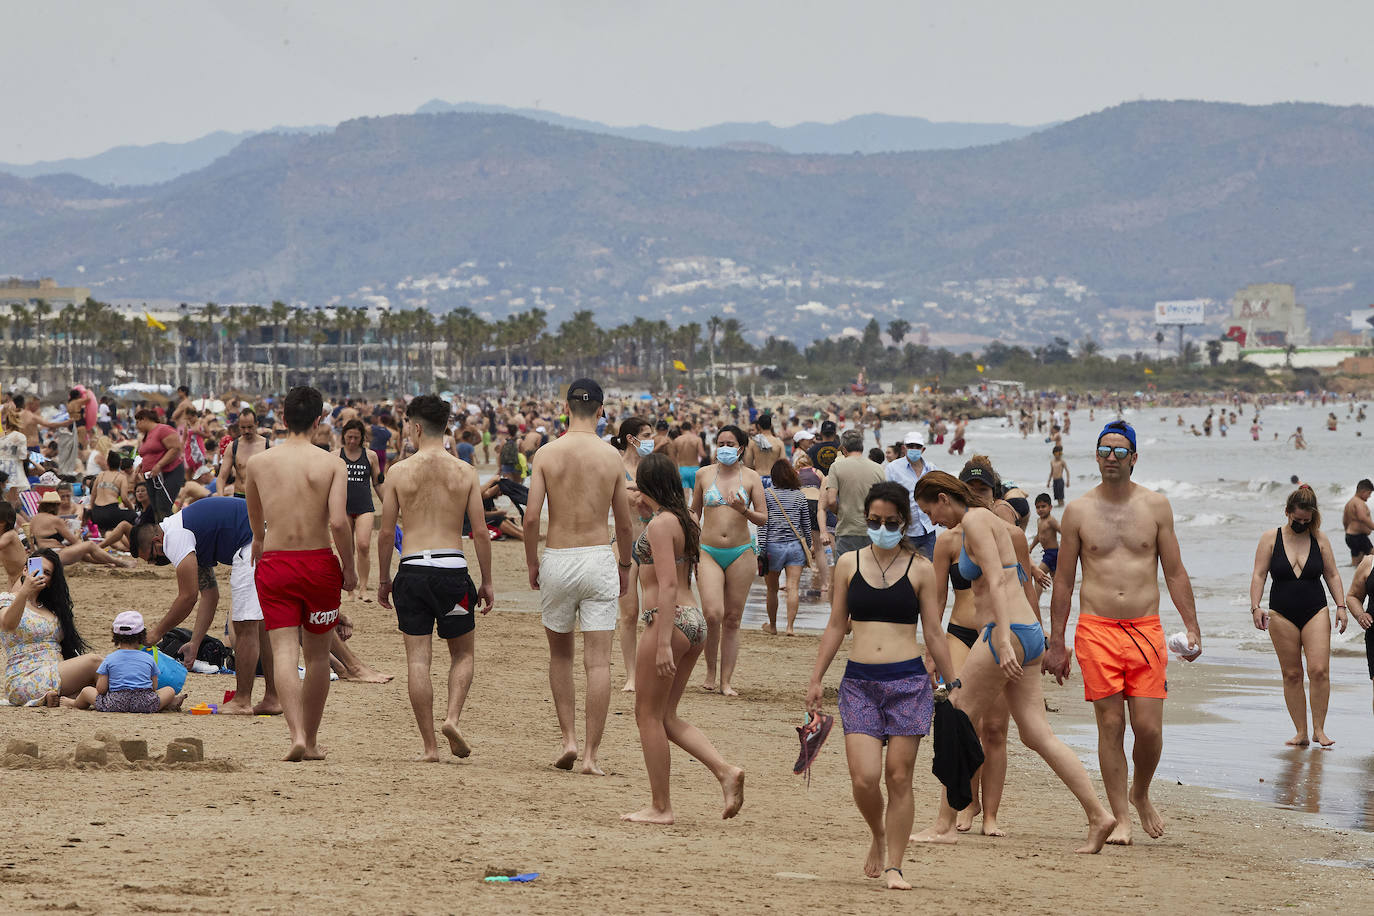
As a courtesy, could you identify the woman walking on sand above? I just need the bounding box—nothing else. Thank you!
[1248,484,1347,746]
[622,454,744,825]
[613,416,656,691]
[806,481,956,890]
[911,472,1115,854]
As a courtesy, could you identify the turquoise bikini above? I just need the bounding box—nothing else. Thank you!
[958,532,1046,665]
[701,476,754,569]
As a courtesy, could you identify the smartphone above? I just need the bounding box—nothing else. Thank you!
[26,557,42,578]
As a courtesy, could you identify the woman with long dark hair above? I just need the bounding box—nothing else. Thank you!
[1248,483,1347,746]
[622,453,744,824]
[0,549,103,706]
[339,418,382,600]
[612,416,656,691]
[912,472,1114,853]
[760,458,816,635]
[693,424,767,695]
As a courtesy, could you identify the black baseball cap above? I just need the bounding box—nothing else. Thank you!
[566,378,603,404]
[959,466,998,488]
[820,420,837,435]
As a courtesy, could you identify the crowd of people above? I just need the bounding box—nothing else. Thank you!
[3,376,1373,891]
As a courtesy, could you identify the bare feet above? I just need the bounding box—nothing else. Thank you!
[303,745,327,761]
[1078,811,1117,854]
[955,801,980,833]
[168,692,188,712]
[720,685,739,697]
[415,750,441,762]
[910,826,958,845]
[340,664,393,684]
[219,699,255,716]
[1285,733,1310,747]
[1131,788,1166,839]
[863,837,884,878]
[1314,731,1335,748]
[553,747,577,770]
[252,698,283,716]
[981,819,1007,838]
[884,867,912,891]
[621,681,636,693]
[700,680,717,692]
[784,628,796,636]
[579,759,606,776]
[442,722,471,758]
[721,766,745,819]
[42,689,61,708]
[620,806,674,825]
[760,622,777,635]
[284,743,306,762]
[1105,822,1133,846]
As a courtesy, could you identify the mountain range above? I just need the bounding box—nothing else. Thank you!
[0,103,1046,188]
[2,100,1372,349]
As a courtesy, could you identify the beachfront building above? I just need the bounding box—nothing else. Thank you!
[1,277,91,310]
[1222,282,1311,349]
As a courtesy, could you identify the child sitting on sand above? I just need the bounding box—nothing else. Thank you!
[58,611,186,713]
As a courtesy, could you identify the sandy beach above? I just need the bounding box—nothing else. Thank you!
[2,539,1372,915]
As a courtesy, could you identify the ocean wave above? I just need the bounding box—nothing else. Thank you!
[1177,512,1240,527]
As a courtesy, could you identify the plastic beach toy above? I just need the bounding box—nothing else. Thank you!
[484,873,539,883]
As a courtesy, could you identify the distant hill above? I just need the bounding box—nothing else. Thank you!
[2,100,1372,348]
[413,100,1051,154]
[0,106,1046,187]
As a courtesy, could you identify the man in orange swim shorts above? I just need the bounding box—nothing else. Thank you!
[1046,420,1203,846]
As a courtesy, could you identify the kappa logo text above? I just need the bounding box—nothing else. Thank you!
[309,609,340,627]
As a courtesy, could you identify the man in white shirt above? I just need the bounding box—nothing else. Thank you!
[884,430,940,558]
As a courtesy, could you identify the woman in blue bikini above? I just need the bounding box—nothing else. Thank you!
[912,471,1116,854]
[692,425,767,696]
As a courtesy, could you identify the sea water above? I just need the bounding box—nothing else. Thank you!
[742,400,1374,830]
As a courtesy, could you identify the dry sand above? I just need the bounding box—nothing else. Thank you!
[2,541,1372,915]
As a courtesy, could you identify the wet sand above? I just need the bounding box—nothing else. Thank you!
[2,543,1372,914]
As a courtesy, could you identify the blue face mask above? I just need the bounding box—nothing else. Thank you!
[907,448,924,463]
[634,438,654,457]
[716,445,740,465]
[868,526,904,549]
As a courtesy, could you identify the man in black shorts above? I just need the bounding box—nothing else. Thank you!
[1342,479,1374,565]
[377,394,494,761]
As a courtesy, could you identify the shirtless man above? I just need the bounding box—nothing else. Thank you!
[1342,479,1374,565]
[217,408,267,498]
[377,394,494,761]
[14,396,66,448]
[1047,445,1069,507]
[1029,493,1060,603]
[743,414,784,475]
[667,420,706,501]
[0,503,26,581]
[1046,420,1203,846]
[246,386,357,761]
[525,378,633,775]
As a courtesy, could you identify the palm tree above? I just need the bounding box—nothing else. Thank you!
[707,315,722,395]
[269,300,290,388]
[201,302,222,391]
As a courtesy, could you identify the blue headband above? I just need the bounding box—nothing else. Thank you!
[1097,421,1137,451]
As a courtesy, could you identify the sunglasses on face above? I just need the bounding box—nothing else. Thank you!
[1096,446,1133,460]
[866,517,903,532]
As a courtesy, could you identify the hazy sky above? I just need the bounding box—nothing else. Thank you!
[6,0,1372,163]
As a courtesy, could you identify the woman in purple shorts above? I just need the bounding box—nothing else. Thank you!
[806,481,956,891]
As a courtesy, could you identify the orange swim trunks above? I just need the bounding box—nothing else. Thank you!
[1073,613,1167,702]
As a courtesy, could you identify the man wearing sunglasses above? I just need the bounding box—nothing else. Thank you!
[1046,419,1203,848]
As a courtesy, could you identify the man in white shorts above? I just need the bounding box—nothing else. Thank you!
[525,377,633,774]
[133,497,278,715]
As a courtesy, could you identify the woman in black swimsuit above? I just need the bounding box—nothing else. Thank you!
[1248,484,1349,747]
[339,420,381,601]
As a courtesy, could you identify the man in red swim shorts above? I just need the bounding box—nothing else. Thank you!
[1047,420,1203,846]
[246,386,357,762]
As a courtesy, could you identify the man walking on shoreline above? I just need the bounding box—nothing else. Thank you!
[525,378,633,775]
[1047,420,1203,845]
[377,394,494,762]
[824,429,884,556]
[1342,479,1374,565]
[884,429,940,559]
[246,386,357,761]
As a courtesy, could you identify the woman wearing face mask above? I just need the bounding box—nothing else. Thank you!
[806,481,956,890]
[693,425,767,696]
[1248,484,1347,747]
[613,416,657,691]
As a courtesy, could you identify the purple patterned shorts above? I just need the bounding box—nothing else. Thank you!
[94,688,162,713]
[837,657,933,740]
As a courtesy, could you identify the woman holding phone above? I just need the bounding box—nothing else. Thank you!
[0,550,103,706]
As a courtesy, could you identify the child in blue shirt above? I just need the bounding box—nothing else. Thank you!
[64,611,186,713]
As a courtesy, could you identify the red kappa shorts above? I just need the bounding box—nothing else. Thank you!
[256,549,344,633]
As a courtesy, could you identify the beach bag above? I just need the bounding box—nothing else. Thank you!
[143,646,187,693]
[156,627,228,668]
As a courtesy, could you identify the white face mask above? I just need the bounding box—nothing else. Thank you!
[634,437,654,457]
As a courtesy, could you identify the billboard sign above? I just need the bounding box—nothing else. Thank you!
[1351,308,1374,332]
[1154,299,1207,325]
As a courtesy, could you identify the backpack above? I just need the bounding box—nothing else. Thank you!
[157,627,229,668]
[498,437,519,468]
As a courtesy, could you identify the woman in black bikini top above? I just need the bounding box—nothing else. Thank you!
[1248,484,1348,748]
